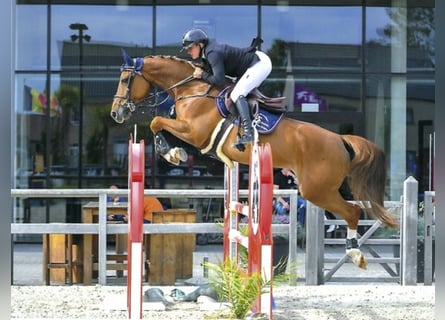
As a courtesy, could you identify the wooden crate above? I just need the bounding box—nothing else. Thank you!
[147,209,196,285]
[43,234,82,285]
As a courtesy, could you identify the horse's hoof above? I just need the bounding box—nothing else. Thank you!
[172,147,188,162]
[161,152,180,166]
[346,248,368,269]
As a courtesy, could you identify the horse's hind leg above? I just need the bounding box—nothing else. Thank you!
[343,204,367,269]
[312,194,367,269]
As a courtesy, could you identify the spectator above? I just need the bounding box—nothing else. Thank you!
[141,196,164,223]
[273,168,306,225]
[107,184,126,204]
[107,185,163,223]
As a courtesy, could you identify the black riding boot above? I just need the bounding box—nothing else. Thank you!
[234,96,253,148]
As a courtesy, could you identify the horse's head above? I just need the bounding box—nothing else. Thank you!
[110,49,152,123]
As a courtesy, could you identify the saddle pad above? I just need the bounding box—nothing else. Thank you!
[215,88,284,134]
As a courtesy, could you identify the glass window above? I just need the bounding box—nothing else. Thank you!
[366,5,398,73]
[366,74,409,199]
[12,0,436,208]
[407,73,435,192]
[153,4,256,183]
[55,73,135,188]
[51,5,153,71]
[406,7,435,71]
[156,4,257,56]
[14,74,53,188]
[262,5,362,112]
[16,4,47,70]
[262,5,362,54]
[366,1,435,71]
[295,73,361,113]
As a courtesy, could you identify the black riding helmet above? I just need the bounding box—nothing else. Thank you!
[180,28,208,52]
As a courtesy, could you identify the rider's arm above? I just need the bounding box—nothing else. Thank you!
[201,50,227,88]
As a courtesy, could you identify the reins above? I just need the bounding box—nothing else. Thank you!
[118,68,217,110]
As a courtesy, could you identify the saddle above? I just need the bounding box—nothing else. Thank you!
[223,85,287,114]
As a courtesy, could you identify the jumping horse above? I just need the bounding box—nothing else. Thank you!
[110,50,397,269]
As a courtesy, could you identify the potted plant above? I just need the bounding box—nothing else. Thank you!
[203,258,269,319]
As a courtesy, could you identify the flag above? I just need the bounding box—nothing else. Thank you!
[24,85,62,116]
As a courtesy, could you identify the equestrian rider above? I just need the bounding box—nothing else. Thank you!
[181,28,272,148]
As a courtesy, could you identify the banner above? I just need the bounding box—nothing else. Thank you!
[294,84,328,112]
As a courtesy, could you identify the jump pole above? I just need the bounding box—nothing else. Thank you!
[127,134,145,320]
[223,139,274,319]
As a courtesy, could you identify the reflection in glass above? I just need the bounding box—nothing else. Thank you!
[16,4,47,70]
[156,5,256,55]
[262,5,362,51]
[51,5,153,70]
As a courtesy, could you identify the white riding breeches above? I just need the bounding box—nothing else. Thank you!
[230,50,272,102]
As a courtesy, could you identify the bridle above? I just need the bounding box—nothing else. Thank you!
[113,58,218,122]
[113,64,197,111]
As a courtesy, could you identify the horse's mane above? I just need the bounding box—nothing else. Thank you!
[144,55,195,68]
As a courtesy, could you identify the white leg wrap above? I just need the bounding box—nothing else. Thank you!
[347,228,357,239]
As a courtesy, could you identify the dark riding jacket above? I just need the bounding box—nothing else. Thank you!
[200,40,259,88]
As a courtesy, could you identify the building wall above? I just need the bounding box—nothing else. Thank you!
[9,1,435,225]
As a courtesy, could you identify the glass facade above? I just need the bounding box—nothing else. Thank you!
[11,1,435,228]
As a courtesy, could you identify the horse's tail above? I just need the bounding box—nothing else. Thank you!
[342,135,398,228]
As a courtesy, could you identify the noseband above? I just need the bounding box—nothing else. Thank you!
[114,63,196,116]
[113,64,152,114]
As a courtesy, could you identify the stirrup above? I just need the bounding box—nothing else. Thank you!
[232,133,253,152]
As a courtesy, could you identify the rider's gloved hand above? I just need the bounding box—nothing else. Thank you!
[193,67,203,79]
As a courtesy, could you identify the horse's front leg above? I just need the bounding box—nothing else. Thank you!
[150,116,192,165]
[150,116,191,138]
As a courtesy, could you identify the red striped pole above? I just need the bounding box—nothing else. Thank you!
[223,142,274,319]
[248,142,273,316]
[127,136,145,320]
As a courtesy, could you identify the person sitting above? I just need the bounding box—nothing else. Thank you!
[273,168,306,225]
[107,184,127,204]
[180,28,272,149]
[109,197,164,224]
[107,185,163,223]
[141,196,164,223]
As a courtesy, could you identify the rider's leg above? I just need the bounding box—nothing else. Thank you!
[230,51,272,149]
[234,95,254,145]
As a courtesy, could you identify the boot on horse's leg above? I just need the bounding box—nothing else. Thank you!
[233,95,253,151]
[154,132,171,155]
[154,132,187,165]
[345,228,367,269]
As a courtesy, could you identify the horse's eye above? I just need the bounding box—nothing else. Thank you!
[121,77,130,84]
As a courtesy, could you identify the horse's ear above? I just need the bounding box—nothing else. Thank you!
[121,48,133,66]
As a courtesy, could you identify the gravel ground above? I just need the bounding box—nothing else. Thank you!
[11,284,434,319]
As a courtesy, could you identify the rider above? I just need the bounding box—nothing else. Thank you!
[180,28,272,149]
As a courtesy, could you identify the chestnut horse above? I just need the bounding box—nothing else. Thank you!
[110,51,397,269]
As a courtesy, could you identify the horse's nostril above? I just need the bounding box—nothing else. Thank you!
[111,111,117,118]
